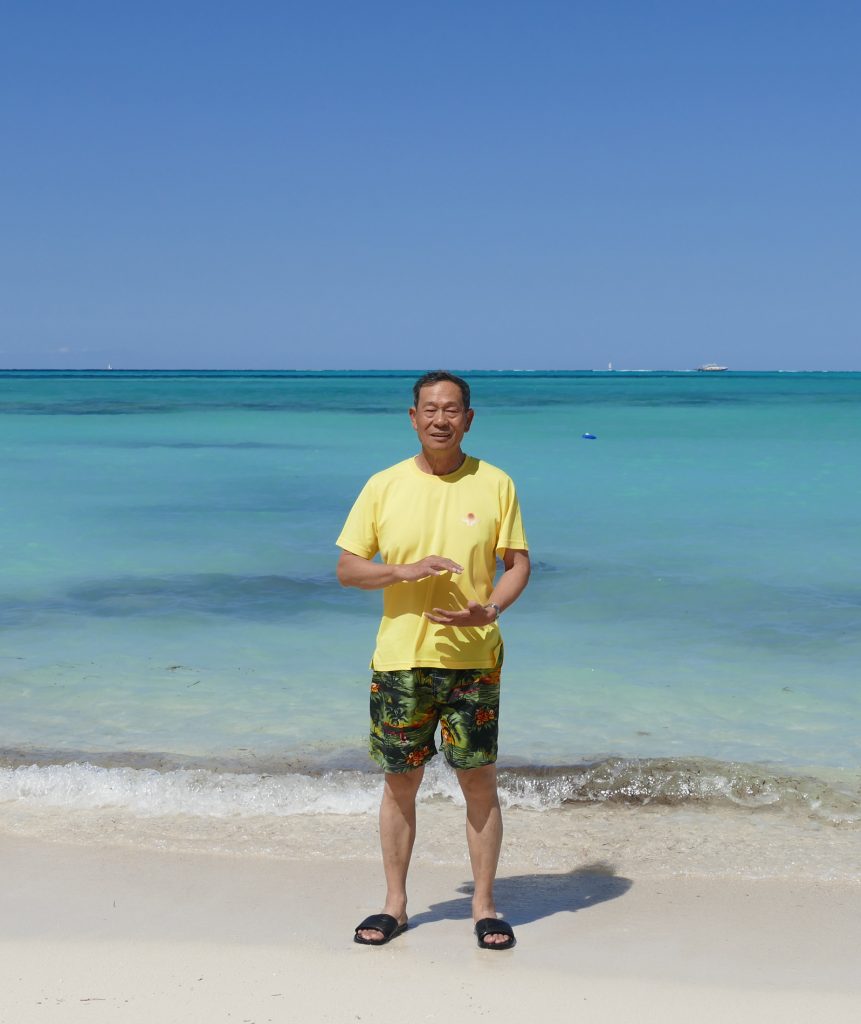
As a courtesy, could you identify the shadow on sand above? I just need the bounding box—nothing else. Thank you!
[407,861,632,929]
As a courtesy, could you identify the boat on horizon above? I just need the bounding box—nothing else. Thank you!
[696,363,728,372]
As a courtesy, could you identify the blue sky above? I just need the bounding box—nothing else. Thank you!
[1,1,859,370]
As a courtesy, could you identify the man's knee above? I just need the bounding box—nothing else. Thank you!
[455,763,499,801]
[383,766,425,802]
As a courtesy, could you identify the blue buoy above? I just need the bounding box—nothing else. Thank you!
[581,432,597,440]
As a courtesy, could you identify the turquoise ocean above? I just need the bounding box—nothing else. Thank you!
[1,371,859,835]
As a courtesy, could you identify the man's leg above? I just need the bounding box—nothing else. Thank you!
[355,766,424,942]
[456,763,509,946]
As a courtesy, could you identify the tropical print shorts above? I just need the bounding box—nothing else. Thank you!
[368,652,502,773]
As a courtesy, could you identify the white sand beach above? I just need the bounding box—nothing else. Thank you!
[2,804,860,1024]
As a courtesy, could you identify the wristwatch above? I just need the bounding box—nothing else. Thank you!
[487,602,502,621]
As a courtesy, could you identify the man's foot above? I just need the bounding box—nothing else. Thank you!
[472,900,515,948]
[474,917,516,950]
[354,911,408,945]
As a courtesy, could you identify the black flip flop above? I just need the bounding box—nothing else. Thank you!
[354,913,409,946]
[474,918,516,950]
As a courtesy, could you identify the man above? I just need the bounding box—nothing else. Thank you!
[336,370,530,950]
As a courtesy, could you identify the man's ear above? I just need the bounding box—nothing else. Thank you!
[464,408,475,432]
[409,406,418,431]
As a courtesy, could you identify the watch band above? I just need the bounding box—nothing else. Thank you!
[488,602,502,620]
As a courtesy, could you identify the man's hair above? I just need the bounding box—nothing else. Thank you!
[412,370,471,410]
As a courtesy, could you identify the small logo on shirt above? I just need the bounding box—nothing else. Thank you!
[462,512,479,526]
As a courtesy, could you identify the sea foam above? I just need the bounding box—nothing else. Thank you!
[1,757,858,825]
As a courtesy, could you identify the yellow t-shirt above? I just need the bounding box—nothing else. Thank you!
[336,455,528,671]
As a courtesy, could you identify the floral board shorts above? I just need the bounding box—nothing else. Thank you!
[368,652,502,773]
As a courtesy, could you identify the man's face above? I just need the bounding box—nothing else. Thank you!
[410,381,474,453]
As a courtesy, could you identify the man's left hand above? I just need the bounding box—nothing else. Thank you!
[425,600,497,626]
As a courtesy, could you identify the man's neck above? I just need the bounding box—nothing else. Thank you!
[415,448,467,476]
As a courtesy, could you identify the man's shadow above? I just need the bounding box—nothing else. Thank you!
[407,861,632,928]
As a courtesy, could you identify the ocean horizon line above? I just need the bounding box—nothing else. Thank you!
[2,367,859,375]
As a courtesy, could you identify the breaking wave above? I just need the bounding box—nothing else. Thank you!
[1,754,858,826]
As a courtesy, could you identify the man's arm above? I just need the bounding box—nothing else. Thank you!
[425,548,531,626]
[336,549,464,590]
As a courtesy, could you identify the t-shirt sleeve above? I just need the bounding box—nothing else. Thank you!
[335,479,380,559]
[496,478,528,556]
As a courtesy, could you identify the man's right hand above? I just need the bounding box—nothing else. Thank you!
[337,550,462,591]
[399,556,463,582]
